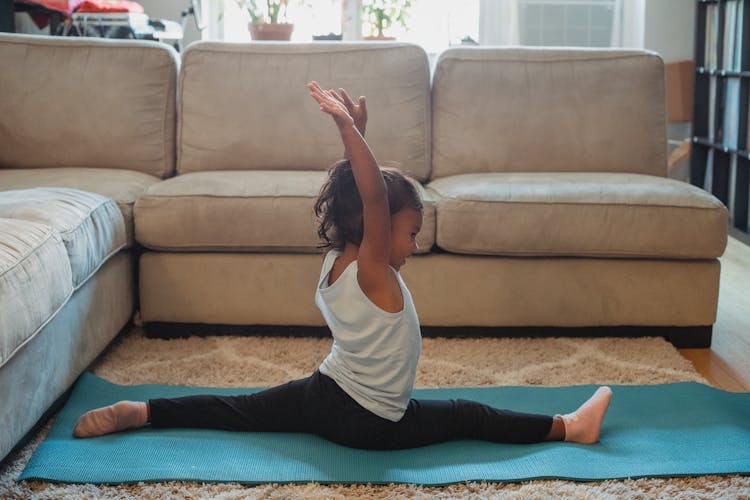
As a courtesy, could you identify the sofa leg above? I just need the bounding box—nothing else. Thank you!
[665,325,713,348]
[419,325,713,349]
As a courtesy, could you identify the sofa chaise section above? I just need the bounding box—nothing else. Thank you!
[0,33,179,462]
[0,188,131,461]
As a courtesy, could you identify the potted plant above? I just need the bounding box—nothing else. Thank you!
[361,0,412,41]
[236,0,294,41]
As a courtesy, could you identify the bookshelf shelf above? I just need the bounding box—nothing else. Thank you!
[696,67,750,76]
[691,0,750,237]
[693,136,750,157]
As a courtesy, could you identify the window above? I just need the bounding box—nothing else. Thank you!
[215,0,343,42]
[210,0,478,49]
[372,0,479,53]
[207,0,630,50]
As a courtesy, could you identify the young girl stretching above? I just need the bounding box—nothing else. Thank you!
[74,82,612,449]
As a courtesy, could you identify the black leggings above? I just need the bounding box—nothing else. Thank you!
[149,370,553,450]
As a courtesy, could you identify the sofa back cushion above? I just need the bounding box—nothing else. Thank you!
[431,47,667,180]
[178,42,431,181]
[0,34,178,179]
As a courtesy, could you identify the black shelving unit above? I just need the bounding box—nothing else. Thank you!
[691,0,750,245]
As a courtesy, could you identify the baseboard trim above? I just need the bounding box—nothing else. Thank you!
[143,323,712,349]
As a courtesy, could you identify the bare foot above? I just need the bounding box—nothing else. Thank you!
[73,401,148,438]
[558,386,613,444]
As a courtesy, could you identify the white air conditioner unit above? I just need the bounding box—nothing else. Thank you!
[518,0,617,47]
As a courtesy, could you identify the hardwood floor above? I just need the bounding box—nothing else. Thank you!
[679,236,750,391]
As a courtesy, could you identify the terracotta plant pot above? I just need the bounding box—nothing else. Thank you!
[249,22,294,41]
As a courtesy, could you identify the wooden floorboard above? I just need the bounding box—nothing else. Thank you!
[678,236,750,391]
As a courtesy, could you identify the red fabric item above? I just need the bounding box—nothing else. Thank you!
[75,0,144,13]
[15,0,84,29]
[29,13,49,29]
[15,0,85,16]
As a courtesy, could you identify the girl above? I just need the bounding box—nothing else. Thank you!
[74,82,612,448]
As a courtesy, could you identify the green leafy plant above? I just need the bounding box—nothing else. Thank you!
[236,0,290,24]
[362,0,412,38]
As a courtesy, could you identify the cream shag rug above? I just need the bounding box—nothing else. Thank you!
[2,329,749,499]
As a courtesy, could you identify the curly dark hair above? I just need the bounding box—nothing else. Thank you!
[315,160,423,251]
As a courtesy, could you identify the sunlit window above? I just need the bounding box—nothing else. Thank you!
[218,0,340,42]
[215,0,478,52]
[372,0,479,53]
[212,0,623,51]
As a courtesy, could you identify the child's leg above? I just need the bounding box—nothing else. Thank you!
[378,399,554,449]
[149,377,308,432]
[379,386,612,449]
[74,376,312,438]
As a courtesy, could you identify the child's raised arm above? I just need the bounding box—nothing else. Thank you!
[307,82,398,304]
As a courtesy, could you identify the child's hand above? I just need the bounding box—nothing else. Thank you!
[307,81,354,129]
[331,88,367,137]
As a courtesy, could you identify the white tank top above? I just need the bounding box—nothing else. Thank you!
[315,250,422,422]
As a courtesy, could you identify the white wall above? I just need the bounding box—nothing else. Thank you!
[138,0,203,48]
[642,0,696,179]
[643,0,695,62]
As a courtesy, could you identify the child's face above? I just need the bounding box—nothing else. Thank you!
[389,208,423,270]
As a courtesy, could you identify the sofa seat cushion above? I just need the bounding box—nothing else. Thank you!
[0,167,161,247]
[135,171,436,253]
[0,218,72,368]
[0,188,126,288]
[428,172,728,259]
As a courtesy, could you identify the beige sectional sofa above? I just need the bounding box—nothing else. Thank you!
[136,41,727,344]
[0,34,728,462]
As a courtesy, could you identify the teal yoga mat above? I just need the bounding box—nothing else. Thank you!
[20,373,750,485]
